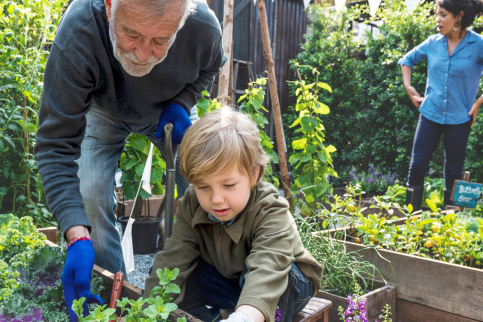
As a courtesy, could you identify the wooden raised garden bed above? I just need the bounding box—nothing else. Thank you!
[92,264,202,322]
[42,236,200,321]
[316,280,396,322]
[41,229,331,321]
[343,241,483,321]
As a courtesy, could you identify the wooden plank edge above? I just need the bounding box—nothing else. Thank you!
[38,226,58,244]
[396,299,480,322]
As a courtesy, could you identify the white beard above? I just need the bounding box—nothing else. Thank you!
[108,18,168,77]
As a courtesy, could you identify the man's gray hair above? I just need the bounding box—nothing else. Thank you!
[111,0,196,29]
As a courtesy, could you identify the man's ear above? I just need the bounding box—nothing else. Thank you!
[105,0,112,22]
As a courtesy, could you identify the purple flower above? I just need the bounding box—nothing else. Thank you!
[369,165,375,174]
[275,308,282,322]
[343,293,367,322]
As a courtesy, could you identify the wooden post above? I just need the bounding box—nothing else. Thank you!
[218,0,234,106]
[256,0,291,199]
[460,171,471,212]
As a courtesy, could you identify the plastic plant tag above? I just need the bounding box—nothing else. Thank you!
[141,143,154,194]
[368,0,382,17]
[335,0,347,13]
[121,216,136,273]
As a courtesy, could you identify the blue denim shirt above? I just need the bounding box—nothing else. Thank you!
[398,30,483,125]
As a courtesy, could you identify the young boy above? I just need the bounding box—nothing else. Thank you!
[144,108,322,322]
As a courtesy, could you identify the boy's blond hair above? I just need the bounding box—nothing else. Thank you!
[179,107,270,185]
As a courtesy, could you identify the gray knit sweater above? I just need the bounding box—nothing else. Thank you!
[34,0,225,234]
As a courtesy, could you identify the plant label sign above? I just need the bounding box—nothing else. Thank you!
[451,180,482,208]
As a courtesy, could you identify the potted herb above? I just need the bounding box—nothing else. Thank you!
[117,134,166,254]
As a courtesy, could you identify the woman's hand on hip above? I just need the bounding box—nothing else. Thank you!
[469,101,481,125]
[405,86,424,108]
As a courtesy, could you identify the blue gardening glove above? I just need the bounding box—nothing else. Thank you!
[154,102,192,144]
[62,239,103,321]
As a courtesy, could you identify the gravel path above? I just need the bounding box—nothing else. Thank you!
[116,222,157,290]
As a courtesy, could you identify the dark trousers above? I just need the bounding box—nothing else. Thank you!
[407,114,472,193]
[178,259,314,322]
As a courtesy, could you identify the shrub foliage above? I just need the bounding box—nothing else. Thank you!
[294,0,483,184]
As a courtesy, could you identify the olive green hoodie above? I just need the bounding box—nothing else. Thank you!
[144,182,322,322]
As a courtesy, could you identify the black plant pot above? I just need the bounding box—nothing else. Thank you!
[118,216,163,255]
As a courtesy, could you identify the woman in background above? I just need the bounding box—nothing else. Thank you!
[398,0,483,210]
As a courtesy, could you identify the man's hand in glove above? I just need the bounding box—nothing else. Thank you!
[154,102,192,144]
[62,232,103,321]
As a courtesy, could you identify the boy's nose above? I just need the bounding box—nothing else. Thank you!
[211,191,224,204]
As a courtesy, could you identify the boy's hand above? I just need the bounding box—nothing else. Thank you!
[221,312,254,322]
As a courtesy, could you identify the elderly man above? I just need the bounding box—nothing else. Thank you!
[34,0,225,318]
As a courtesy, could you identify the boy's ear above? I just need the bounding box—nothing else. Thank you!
[252,167,260,187]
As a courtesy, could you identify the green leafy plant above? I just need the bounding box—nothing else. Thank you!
[288,64,337,212]
[238,77,279,187]
[118,134,166,220]
[195,90,223,118]
[0,0,65,224]
[292,1,483,186]
[295,209,387,297]
[0,214,104,320]
[353,203,483,268]
[422,177,444,209]
[75,268,186,322]
[345,165,397,196]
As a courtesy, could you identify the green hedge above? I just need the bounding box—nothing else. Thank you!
[292,0,483,184]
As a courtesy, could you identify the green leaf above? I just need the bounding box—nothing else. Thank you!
[300,116,318,132]
[289,154,299,166]
[123,183,136,200]
[317,152,327,163]
[315,182,329,198]
[442,212,456,222]
[327,167,338,177]
[300,153,312,162]
[125,159,138,171]
[426,199,438,213]
[129,134,147,151]
[3,136,15,150]
[196,97,209,112]
[292,138,307,150]
[326,145,337,153]
[296,102,309,112]
[252,114,268,125]
[17,119,37,133]
[317,82,332,93]
[164,283,181,294]
[290,117,301,128]
[152,182,165,195]
[151,166,164,182]
[314,102,330,115]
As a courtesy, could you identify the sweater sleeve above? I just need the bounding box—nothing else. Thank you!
[34,42,96,235]
[171,30,226,111]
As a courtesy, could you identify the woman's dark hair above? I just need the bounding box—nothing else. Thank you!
[436,0,483,29]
